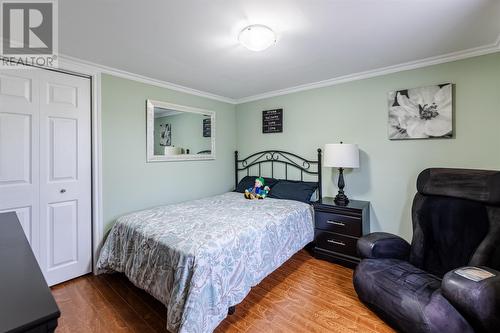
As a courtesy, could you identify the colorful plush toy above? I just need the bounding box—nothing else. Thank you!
[244,177,270,200]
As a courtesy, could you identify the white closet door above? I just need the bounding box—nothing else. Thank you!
[0,67,91,286]
[0,69,40,259]
[38,69,91,286]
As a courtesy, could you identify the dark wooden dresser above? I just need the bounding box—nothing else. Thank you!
[313,197,370,268]
[0,212,60,333]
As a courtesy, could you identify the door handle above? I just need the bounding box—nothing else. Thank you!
[60,189,66,194]
[326,220,345,227]
[327,239,346,246]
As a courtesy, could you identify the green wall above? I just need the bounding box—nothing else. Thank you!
[235,52,500,240]
[101,53,500,240]
[101,74,236,231]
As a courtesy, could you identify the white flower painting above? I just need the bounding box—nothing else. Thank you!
[159,123,171,146]
[388,83,453,139]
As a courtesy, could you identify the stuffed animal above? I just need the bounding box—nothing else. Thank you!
[244,177,270,200]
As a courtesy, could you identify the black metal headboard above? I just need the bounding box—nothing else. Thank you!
[234,149,322,201]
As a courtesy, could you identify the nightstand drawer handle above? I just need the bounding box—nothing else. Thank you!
[327,239,346,246]
[327,220,345,227]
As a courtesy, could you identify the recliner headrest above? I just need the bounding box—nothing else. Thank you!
[417,168,500,205]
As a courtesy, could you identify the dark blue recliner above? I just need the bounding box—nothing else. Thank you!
[353,168,500,333]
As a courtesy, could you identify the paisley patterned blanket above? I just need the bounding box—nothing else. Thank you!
[96,192,314,333]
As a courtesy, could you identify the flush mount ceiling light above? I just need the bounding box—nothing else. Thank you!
[238,24,276,52]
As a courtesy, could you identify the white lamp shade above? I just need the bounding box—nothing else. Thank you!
[324,143,360,168]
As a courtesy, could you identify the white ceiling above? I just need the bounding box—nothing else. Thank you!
[154,107,181,118]
[60,0,500,101]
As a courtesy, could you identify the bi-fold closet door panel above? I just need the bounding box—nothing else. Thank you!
[0,68,91,286]
[38,69,92,286]
[0,70,41,258]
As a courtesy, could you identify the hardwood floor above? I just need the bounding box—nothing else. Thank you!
[51,250,394,333]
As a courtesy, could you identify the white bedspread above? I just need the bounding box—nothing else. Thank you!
[96,192,314,332]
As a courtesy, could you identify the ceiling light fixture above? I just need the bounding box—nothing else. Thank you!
[238,24,276,52]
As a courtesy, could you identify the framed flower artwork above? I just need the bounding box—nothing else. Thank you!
[388,83,453,139]
[159,123,172,146]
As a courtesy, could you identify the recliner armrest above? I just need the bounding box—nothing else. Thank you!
[442,267,500,333]
[357,232,411,260]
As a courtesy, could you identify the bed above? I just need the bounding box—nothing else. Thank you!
[96,149,322,333]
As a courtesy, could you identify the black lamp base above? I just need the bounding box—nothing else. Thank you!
[334,167,349,206]
[334,192,349,206]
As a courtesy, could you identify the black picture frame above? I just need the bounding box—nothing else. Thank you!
[262,109,283,133]
[203,118,211,137]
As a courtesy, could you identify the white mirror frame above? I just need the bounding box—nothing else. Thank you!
[146,99,216,162]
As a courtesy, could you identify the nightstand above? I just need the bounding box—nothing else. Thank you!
[313,197,370,268]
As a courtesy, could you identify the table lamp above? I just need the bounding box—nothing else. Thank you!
[324,142,359,206]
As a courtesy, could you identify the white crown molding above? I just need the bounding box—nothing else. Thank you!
[58,34,500,105]
[58,54,238,104]
[236,35,500,104]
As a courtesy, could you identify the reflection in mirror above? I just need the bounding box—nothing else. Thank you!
[154,108,212,155]
[147,100,215,161]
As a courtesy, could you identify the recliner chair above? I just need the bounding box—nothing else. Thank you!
[353,168,500,333]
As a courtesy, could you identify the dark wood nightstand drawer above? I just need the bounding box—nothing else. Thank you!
[313,198,369,268]
[315,211,361,237]
[315,231,358,258]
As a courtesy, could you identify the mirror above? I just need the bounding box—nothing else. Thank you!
[146,100,215,161]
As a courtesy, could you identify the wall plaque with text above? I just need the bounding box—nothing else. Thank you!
[203,118,211,137]
[262,109,283,133]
